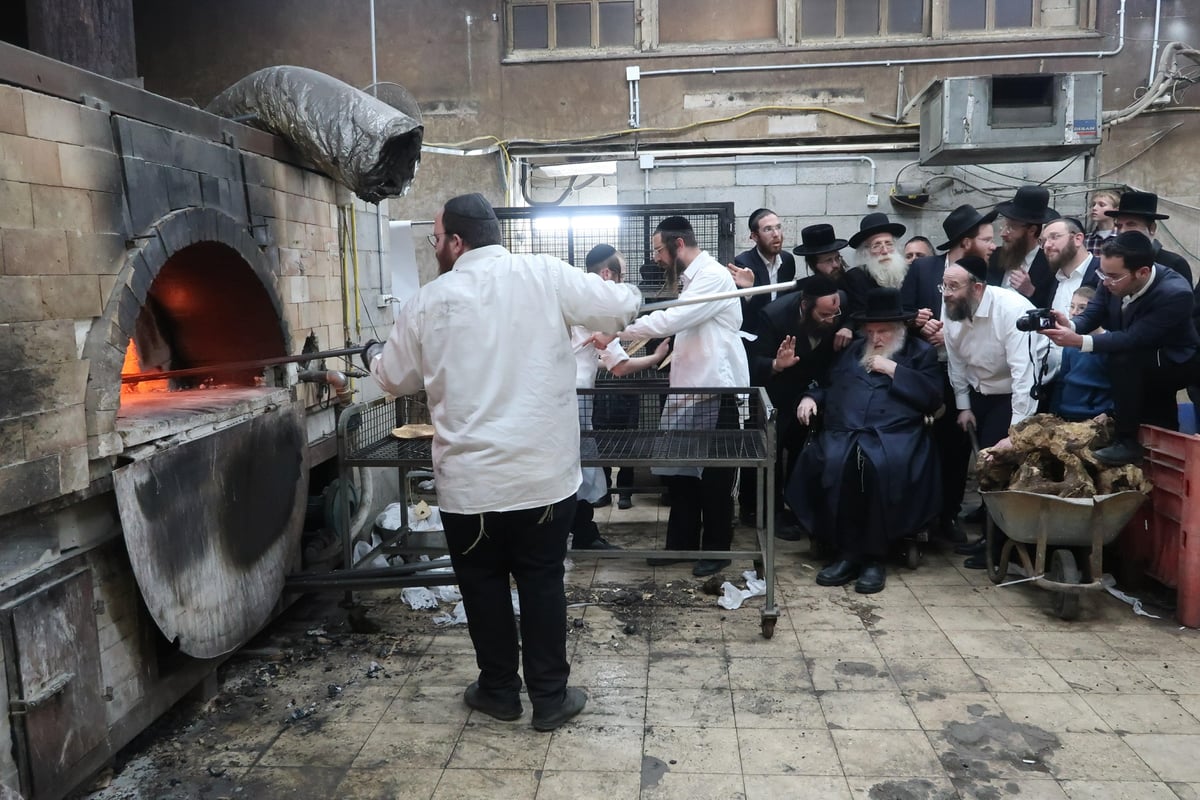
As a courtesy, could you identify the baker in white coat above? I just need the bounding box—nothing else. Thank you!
[364,194,641,732]
[619,216,750,578]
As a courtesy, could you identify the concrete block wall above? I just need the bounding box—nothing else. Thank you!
[0,84,368,522]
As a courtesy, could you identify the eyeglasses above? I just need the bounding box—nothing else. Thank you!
[1099,272,1129,286]
[814,309,842,323]
[757,224,783,234]
[652,244,667,255]
[1000,221,1028,233]
[815,254,844,267]
[868,240,896,254]
[937,282,969,293]
[1039,231,1073,245]
[426,232,446,247]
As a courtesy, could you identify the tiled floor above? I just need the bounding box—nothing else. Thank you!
[87,500,1200,800]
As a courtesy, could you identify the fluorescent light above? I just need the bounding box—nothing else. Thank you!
[536,161,618,178]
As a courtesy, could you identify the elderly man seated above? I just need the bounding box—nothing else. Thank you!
[785,287,943,593]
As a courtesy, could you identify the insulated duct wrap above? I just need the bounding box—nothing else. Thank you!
[207,66,423,203]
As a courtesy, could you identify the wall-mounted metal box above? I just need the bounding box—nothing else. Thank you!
[918,72,1103,166]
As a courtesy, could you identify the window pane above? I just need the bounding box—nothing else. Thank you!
[513,5,549,48]
[948,0,986,30]
[996,0,1033,28]
[888,0,924,33]
[802,0,838,38]
[598,1,635,46]
[556,2,591,47]
[844,0,880,36]
[659,0,776,43]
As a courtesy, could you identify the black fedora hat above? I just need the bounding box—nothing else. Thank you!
[853,287,913,324]
[995,186,1059,225]
[792,223,848,256]
[1104,190,1169,221]
[936,204,999,251]
[848,212,907,250]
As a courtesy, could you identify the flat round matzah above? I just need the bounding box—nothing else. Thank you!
[392,424,435,439]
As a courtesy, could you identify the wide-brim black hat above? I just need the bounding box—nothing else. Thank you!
[937,204,999,251]
[792,223,848,256]
[847,212,907,250]
[852,287,914,324]
[1104,190,1169,221]
[995,186,1059,225]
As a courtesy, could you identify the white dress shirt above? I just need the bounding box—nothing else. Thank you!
[1046,251,1092,379]
[622,250,749,476]
[759,248,781,300]
[1003,246,1041,293]
[944,285,1047,424]
[371,244,641,514]
[571,327,630,503]
[1079,265,1158,353]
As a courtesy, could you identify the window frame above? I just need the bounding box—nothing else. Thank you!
[506,0,641,52]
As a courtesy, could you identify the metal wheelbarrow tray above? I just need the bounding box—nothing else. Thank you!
[980,489,1147,620]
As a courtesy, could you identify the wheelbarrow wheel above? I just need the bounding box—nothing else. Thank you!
[1049,549,1081,621]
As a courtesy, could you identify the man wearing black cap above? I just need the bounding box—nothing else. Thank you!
[1107,190,1193,284]
[786,287,943,593]
[792,223,854,350]
[1041,231,1200,465]
[989,185,1059,309]
[900,204,997,544]
[365,193,641,731]
[620,215,749,577]
[748,274,845,539]
[844,212,910,319]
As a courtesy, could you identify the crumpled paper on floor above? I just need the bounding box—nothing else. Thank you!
[352,533,389,568]
[375,501,443,532]
[717,570,767,610]
[430,588,520,626]
[401,587,439,610]
[1100,574,1162,619]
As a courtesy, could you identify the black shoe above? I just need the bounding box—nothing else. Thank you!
[816,559,860,586]
[955,538,985,556]
[739,509,757,526]
[574,537,622,551]
[1093,440,1145,466]
[855,563,886,594]
[692,558,732,577]
[963,505,986,524]
[532,687,587,732]
[660,492,672,507]
[935,517,968,544]
[464,681,522,721]
[962,552,988,570]
[617,494,633,510]
[592,494,612,508]
[774,524,805,541]
[647,557,691,567]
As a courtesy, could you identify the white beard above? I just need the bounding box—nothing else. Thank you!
[857,246,909,289]
[859,328,907,372]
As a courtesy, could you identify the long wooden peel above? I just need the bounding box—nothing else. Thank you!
[639,279,799,313]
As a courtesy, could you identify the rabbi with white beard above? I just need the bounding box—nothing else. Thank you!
[843,212,912,324]
[784,287,943,594]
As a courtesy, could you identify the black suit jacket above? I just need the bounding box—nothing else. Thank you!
[734,247,797,332]
[900,254,946,318]
[1154,242,1193,285]
[749,291,839,443]
[988,248,1055,309]
[1072,265,1199,365]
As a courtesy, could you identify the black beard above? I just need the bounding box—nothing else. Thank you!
[996,241,1027,273]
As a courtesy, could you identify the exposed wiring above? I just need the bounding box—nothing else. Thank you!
[1097,123,1184,177]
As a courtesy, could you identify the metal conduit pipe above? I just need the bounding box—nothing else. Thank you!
[624,0,1127,128]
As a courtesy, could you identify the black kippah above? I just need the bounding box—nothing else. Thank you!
[443,192,497,222]
[585,243,617,269]
[956,255,989,281]
[656,215,693,237]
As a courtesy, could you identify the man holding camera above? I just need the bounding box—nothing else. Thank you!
[1041,231,1200,466]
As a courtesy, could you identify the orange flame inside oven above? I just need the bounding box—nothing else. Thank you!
[121,341,170,395]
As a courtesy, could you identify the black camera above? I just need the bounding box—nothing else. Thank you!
[1015,308,1056,332]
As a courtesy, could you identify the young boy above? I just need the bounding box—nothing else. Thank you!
[1051,286,1113,421]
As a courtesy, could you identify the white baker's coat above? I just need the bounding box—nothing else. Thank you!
[370,245,641,514]
[571,326,630,503]
[620,250,749,477]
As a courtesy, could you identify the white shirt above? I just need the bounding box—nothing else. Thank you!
[758,248,781,300]
[1046,251,1092,378]
[944,286,1047,424]
[1080,265,1158,353]
[370,245,641,514]
[1003,246,1040,293]
[570,326,630,504]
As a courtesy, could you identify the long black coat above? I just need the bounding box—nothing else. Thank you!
[734,247,797,334]
[786,335,943,544]
[748,292,840,446]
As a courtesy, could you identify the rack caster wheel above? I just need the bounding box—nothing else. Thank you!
[904,542,921,570]
[760,617,777,639]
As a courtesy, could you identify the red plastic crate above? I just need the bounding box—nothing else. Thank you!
[1120,425,1200,628]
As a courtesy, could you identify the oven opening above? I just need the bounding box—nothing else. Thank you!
[116,241,290,449]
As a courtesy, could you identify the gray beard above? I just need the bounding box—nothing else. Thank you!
[944,295,975,322]
[859,330,907,371]
[859,247,909,289]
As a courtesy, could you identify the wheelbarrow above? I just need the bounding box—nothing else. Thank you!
[980,490,1147,620]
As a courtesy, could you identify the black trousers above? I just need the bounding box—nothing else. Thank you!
[831,444,887,560]
[441,495,574,714]
[1108,349,1200,439]
[968,390,1014,449]
[934,368,971,521]
[663,396,739,552]
[571,499,601,548]
[595,392,639,495]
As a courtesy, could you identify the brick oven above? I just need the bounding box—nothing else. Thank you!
[0,43,372,799]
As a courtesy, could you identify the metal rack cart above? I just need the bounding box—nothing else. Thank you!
[289,387,781,638]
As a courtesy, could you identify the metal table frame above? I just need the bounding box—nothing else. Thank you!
[286,387,781,638]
